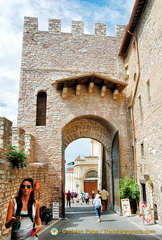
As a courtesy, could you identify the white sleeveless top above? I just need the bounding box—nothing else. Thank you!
[13,201,37,240]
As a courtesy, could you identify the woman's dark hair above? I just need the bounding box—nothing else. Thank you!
[16,178,35,204]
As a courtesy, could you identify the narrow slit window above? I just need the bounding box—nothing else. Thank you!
[141,143,144,157]
[36,92,47,126]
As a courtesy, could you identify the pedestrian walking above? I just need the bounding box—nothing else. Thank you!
[82,192,86,203]
[78,192,83,204]
[85,193,89,204]
[93,193,102,222]
[91,191,95,205]
[73,192,78,203]
[100,188,109,211]
[71,191,74,203]
[66,190,71,207]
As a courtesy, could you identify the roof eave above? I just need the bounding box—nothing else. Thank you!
[118,0,147,57]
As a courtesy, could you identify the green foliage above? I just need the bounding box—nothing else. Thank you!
[5,145,29,169]
[118,176,140,203]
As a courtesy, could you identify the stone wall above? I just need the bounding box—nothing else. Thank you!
[0,118,12,158]
[124,0,162,224]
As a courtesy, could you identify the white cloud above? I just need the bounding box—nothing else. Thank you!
[65,138,91,163]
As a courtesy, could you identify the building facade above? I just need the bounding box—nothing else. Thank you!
[17,13,133,216]
[65,140,102,194]
[65,156,98,195]
[119,0,162,223]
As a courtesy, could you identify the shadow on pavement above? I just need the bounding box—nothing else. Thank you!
[38,202,162,240]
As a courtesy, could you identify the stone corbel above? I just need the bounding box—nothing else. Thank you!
[101,81,107,97]
[62,82,68,99]
[113,88,119,100]
[89,77,95,93]
[76,80,81,96]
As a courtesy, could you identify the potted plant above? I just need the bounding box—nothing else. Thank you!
[118,176,140,213]
[5,145,29,169]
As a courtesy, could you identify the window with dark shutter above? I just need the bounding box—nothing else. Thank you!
[36,92,47,126]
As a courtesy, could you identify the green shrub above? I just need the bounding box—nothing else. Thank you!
[118,176,140,203]
[5,145,29,169]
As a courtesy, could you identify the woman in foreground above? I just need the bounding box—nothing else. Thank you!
[5,178,42,240]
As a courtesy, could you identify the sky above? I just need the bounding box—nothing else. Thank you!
[65,138,91,163]
[0,0,135,162]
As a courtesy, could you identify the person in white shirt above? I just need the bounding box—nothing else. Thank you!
[93,193,102,222]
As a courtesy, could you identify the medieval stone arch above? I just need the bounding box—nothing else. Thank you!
[63,115,116,150]
[62,114,120,214]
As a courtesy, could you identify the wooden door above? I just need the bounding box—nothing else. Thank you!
[84,181,97,195]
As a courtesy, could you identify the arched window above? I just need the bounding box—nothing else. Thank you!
[85,171,98,178]
[36,91,47,126]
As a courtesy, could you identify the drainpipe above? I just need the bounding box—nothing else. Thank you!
[127,29,141,180]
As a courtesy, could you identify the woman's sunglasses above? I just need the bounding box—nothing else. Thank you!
[21,185,32,189]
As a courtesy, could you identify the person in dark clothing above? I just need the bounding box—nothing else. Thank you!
[91,191,95,204]
[66,190,71,207]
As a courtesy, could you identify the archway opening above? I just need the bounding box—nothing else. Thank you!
[65,138,100,196]
[62,115,120,216]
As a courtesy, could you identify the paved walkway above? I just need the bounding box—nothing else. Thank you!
[2,202,162,240]
[38,202,162,240]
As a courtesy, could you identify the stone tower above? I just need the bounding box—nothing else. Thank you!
[18,18,133,215]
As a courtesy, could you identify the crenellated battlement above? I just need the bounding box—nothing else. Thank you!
[48,18,61,34]
[24,17,38,33]
[24,16,125,37]
[71,20,84,35]
[0,117,34,162]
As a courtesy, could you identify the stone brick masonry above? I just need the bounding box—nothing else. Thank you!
[17,17,133,219]
[124,0,162,224]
